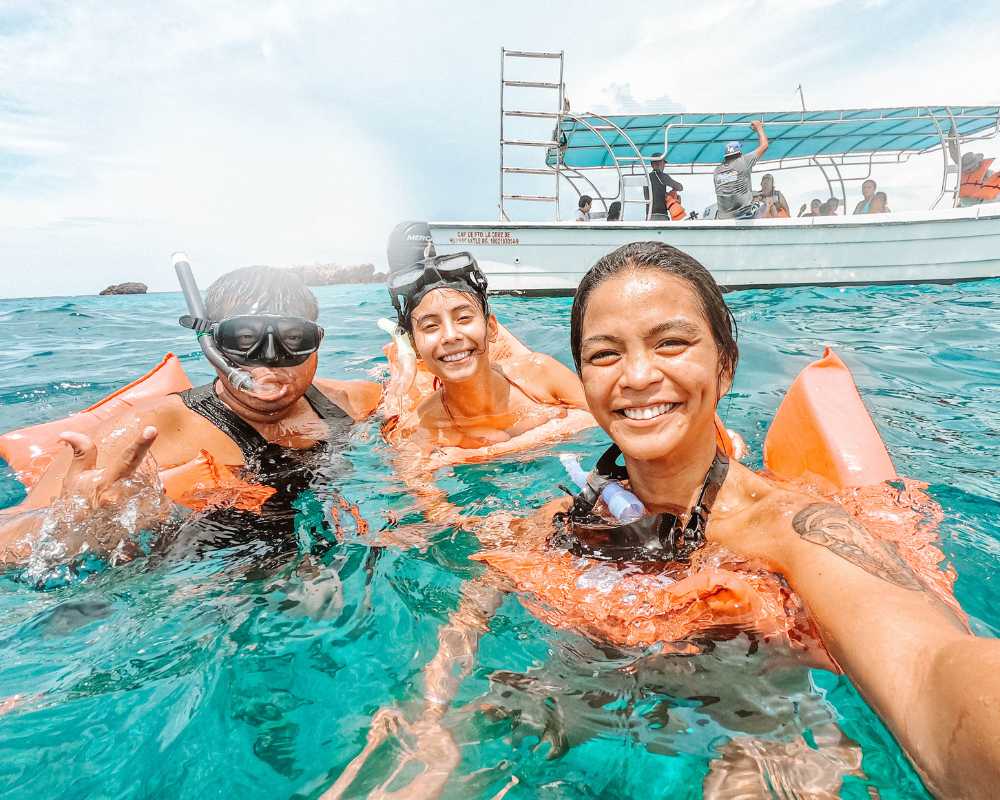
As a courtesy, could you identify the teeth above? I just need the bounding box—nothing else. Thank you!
[441,350,472,363]
[622,403,676,420]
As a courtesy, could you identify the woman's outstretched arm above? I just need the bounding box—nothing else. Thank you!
[715,494,1000,799]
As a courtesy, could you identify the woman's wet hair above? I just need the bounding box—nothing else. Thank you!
[570,241,739,380]
[205,266,319,322]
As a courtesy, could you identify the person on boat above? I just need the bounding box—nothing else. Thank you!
[0,266,382,565]
[853,179,878,214]
[753,173,790,218]
[819,197,841,216]
[332,241,1000,800]
[712,120,769,220]
[605,200,622,221]
[575,195,593,221]
[958,152,1000,206]
[797,198,822,217]
[644,153,685,221]
[870,191,891,214]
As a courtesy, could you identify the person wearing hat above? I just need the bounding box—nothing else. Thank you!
[712,120,769,220]
[644,153,684,221]
[959,151,1000,206]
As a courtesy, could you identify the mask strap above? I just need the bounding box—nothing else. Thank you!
[179,315,214,333]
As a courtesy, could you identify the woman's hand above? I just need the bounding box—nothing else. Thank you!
[322,709,460,800]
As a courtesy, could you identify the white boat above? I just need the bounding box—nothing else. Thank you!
[427,49,1000,294]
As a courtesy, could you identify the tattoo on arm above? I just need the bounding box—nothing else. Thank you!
[791,503,924,591]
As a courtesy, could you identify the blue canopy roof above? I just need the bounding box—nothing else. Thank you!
[546,106,1000,168]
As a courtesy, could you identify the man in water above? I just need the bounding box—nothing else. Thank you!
[713,121,769,220]
[644,153,684,221]
[0,266,382,564]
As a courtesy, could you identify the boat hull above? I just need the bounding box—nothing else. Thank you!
[429,206,1000,293]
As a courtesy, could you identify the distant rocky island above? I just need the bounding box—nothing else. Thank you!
[289,262,385,286]
[100,282,148,296]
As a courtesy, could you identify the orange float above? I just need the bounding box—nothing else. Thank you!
[0,353,273,512]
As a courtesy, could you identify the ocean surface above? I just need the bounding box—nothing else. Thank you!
[0,280,997,799]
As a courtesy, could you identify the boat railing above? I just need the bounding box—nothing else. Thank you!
[500,47,1000,218]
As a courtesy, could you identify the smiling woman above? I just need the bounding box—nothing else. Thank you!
[556,242,1000,798]
[381,223,596,481]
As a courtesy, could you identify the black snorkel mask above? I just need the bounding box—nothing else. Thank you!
[178,314,324,368]
[173,253,323,394]
[552,444,729,564]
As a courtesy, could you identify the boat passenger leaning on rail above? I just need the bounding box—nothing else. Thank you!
[0,266,382,565]
[331,242,1000,800]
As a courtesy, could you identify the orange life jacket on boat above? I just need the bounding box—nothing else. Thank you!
[666,190,686,221]
[960,158,1000,201]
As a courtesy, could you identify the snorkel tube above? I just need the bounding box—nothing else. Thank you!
[377,317,417,414]
[172,252,255,393]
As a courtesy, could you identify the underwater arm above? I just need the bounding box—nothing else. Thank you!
[324,576,503,799]
[736,499,1000,798]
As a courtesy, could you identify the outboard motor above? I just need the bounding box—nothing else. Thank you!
[386,220,434,276]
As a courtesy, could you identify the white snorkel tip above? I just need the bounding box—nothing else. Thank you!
[376,317,398,336]
[172,251,191,268]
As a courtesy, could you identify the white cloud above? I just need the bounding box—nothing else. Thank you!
[0,0,998,296]
[0,0,408,297]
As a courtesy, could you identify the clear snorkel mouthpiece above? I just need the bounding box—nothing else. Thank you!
[172,252,255,393]
[559,453,645,523]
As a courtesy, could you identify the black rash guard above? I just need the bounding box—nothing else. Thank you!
[163,382,357,560]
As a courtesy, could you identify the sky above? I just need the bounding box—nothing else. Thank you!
[1,0,998,298]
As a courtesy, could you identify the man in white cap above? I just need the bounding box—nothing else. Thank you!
[713,120,769,219]
[644,153,684,221]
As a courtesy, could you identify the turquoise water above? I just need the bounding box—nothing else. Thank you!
[0,280,997,799]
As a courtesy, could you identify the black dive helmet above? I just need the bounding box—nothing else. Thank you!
[386,221,488,325]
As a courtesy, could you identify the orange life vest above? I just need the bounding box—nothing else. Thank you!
[666,190,686,221]
[960,158,1000,201]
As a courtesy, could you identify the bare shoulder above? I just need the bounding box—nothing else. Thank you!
[314,377,382,421]
[504,352,580,404]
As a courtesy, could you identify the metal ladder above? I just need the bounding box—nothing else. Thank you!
[499,48,564,221]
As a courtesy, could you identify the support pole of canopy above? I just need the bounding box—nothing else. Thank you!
[556,51,564,221]
[945,107,961,209]
[829,158,848,213]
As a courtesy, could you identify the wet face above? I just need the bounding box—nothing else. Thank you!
[578,269,730,463]
[216,353,318,418]
[409,287,496,383]
[862,180,876,199]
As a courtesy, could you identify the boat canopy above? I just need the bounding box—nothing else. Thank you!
[547,106,1000,169]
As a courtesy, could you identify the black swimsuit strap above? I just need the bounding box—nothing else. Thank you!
[178,383,349,462]
[304,385,349,420]
[178,384,268,462]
